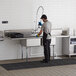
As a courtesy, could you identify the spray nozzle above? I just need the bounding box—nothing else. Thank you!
[38,21,43,26]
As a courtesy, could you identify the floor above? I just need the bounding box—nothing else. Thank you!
[1,57,76,76]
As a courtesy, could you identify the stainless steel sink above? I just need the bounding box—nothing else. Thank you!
[4,29,42,38]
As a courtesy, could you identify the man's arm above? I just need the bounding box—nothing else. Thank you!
[38,29,42,35]
[36,24,44,37]
[36,29,43,37]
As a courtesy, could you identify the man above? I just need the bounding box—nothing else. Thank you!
[36,14,52,63]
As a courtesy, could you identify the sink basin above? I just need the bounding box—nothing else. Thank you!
[29,34,42,38]
[24,34,42,38]
[23,34,36,38]
[30,34,37,37]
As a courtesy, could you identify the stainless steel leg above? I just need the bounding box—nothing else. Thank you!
[53,45,54,59]
[69,55,71,58]
[26,47,28,62]
[20,40,23,59]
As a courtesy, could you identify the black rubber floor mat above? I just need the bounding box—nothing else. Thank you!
[1,59,76,70]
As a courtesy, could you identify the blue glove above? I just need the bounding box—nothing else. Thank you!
[36,35,38,37]
[36,34,39,37]
[38,22,43,26]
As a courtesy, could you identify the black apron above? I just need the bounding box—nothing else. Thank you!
[43,32,51,61]
[43,32,51,45]
[43,32,47,46]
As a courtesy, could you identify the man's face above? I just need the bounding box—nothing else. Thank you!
[42,18,45,22]
[42,18,46,22]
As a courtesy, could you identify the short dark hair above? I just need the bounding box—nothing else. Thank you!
[41,14,47,19]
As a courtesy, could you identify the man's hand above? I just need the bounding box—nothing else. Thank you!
[36,34,39,37]
[36,29,42,37]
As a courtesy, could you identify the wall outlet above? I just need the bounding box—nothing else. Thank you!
[2,21,8,24]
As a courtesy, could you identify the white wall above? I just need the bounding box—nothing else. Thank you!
[0,0,33,30]
[32,0,76,29]
[0,39,21,60]
[0,0,76,60]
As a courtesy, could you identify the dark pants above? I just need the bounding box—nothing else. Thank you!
[43,32,51,61]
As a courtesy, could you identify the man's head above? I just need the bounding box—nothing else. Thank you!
[41,14,47,22]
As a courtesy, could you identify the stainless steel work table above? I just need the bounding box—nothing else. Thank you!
[10,36,56,62]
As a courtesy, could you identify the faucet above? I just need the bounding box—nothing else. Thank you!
[35,6,44,31]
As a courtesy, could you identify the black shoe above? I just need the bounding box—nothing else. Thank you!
[43,59,50,62]
[43,59,46,61]
[41,59,50,63]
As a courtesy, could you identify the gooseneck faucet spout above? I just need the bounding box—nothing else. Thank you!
[35,6,44,32]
